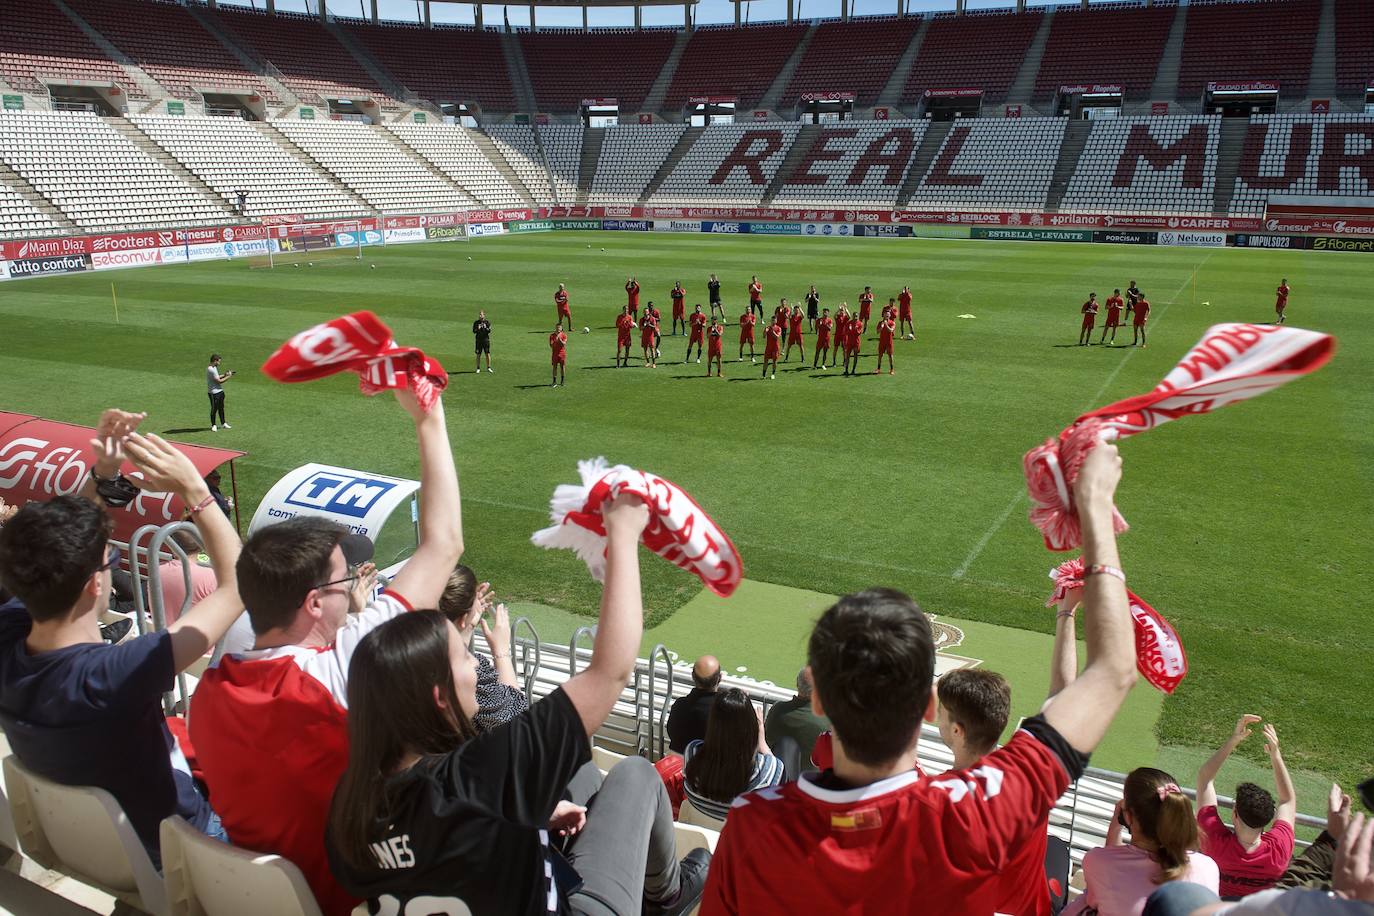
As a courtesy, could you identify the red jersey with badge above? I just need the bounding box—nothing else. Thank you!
[879,319,895,353]
[672,287,687,318]
[640,314,658,348]
[701,720,1079,916]
[739,313,756,343]
[708,325,723,356]
[1133,300,1150,325]
[1081,300,1098,329]
[859,292,874,321]
[689,312,706,342]
[749,281,763,304]
[898,289,913,319]
[1275,284,1289,308]
[847,319,865,352]
[817,317,834,349]
[789,311,804,338]
[626,282,640,311]
[554,290,570,315]
[764,324,782,359]
[616,313,634,344]
[834,314,849,347]
[1105,296,1124,327]
[549,331,567,363]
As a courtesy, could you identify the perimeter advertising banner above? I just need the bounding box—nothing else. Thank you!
[602,219,650,231]
[652,220,703,233]
[551,219,604,230]
[1231,234,1309,250]
[702,221,749,234]
[854,224,912,238]
[802,223,851,237]
[1092,230,1156,245]
[749,222,801,236]
[971,228,1092,243]
[508,220,555,233]
[1157,231,1227,248]
[1310,236,1374,252]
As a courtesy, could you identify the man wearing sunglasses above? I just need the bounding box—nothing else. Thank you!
[0,411,245,868]
[188,387,464,916]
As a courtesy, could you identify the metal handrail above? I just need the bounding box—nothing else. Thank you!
[511,615,542,699]
[646,643,676,759]
[568,625,597,678]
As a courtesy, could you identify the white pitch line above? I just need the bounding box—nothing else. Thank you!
[950,254,1213,580]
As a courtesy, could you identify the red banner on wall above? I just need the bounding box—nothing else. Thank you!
[1206,81,1279,93]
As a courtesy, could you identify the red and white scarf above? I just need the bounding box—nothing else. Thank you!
[1025,323,1334,551]
[261,311,449,411]
[532,458,743,597]
[1047,557,1188,694]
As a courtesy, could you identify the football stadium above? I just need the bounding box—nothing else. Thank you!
[0,0,1370,912]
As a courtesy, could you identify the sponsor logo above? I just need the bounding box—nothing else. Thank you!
[187,242,226,261]
[509,220,555,233]
[159,246,188,264]
[9,254,90,276]
[11,237,89,259]
[91,233,160,253]
[1232,234,1299,250]
[384,228,426,243]
[1049,214,1099,227]
[602,219,650,232]
[1312,236,1374,252]
[467,222,506,237]
[92,249,162,268]
[1092,230,1156,246]
[552,219,604,231]
[704,222,746,234]
[223,227,236,242]
[749,222,801,236]
[855,225,911,237]
[972,228,1092,243]
[1158,231,1226,248]
[653,220,702,233]
[1332,220,1374,236]
[603,206,637,218]
[284,472,398,519]
[426,226,465,241]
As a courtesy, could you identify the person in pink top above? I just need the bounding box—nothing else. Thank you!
[1195,715,1298,899]
[1065,768,1219,916]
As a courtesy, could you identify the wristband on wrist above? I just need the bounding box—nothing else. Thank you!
[1087,564,1126,584]
[89,466,118,483]
[493,651,512,660]
[1056,610,1076,620]
[183,494,215,518]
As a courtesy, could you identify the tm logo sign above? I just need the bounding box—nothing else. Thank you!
[284,472,397,518]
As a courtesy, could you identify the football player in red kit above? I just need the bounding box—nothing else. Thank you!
[670,281,687,336]
[898,285,915,339]
[1131,296,1150,348]
[858,286,874,323]
[843,315,865,377]
[881,298,896,325]
[814,308,833,369]
[640,309,659,368]
[875,313,896,375]
[762,318,783,379]
[625,276,640,318]
[785,305,806,364]
[738,308,757,362]
[1078,293,1099,347]
[685,305,706,363]
[774,300,791,349]
[549,322,568,387]
[554,283,571,327]
[1099,289,1124,346]
[748,276,764,320]
[706,317,724,377]
[648,301,662,358]
[831,305,850,367]
[1275,278,1290,323]
[615,305,635,367]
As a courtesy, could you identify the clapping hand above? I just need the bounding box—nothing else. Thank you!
[89,409,147,477]
[348,562,378,615]
[548,801,586,838]
[124,432,207,502]
[1329,783,1354,842]
[1334,813,1374,902]
[1232,714,1262,744]
[1263,723,1282,758]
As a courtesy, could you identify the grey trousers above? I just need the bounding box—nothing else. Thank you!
[566,756,681,916]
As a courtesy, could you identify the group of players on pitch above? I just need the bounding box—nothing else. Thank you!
[1076,278,1292,348]
[604,276,918,379]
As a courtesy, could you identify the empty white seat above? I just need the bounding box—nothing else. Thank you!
[160,815,323,916]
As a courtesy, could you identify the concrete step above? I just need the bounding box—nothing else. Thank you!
[896,119,952,206]
[1212,118,1249,216]
[0,162,79,230]
[182,3,301,113]
[875,17,930,111]
[1005,9,1055,106]
[758,23,818,113]
[471,131,537,205]
[642,30,692,115]
[377,128,478,206]
[761,123,822,204]
[324,20,416,112]
[47,0,168,104]
[1045,118,1092,212]
[575,127,605,205]
[252,121,375,213]
[1306,0,1338,99]
[640,126,703,203]
[1147,4,1188,103]
[500,32,538,113]
[107,117,236,214]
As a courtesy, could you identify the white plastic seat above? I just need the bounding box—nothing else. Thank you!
[160,815,322,916]
[676,797,726,832]
[3,755,168,915]
[591,745,628,775]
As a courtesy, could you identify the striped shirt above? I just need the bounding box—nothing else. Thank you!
[683,740,785,821]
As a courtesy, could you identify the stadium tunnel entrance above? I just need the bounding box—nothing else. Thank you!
[1206,83,1279,117]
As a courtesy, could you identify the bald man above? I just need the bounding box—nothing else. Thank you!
[666,654,722,754]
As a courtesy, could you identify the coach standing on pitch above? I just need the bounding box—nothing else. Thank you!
[206,354,234,431]
[473,309,493,373]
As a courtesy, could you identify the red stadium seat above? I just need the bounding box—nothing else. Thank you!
[782,18,920,108]
[664,23,807,110]
[1334,0,1374,93]
[522,30,676,113]
[1176,0,1321,99]
[344,22,515,112]
[901,10,1041,105]
[1032,5,1175,104]
[0,0,145,98]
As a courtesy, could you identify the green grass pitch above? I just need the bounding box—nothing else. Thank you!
[1,231,1369,792]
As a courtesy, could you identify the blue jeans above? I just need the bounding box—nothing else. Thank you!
[1143,881,1222,916]
[202,808,229,844]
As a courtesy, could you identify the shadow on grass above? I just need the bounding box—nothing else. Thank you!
[163,427,211,434]
[514,383,558,390]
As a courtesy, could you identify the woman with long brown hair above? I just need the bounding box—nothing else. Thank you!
[1065,767,1219,915]
[683,687,785,821]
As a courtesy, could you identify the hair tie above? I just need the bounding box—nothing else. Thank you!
[1157,783,1182,800]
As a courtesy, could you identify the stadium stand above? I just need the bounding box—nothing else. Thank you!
[537,123,584,204]
[521,30,676,113]
[0,112,229,231]
[772,120,930,208]
[0,0,145,98]
[901,10,1041,104]
[271,119,471,212]
[206,7,389,107]
[385,122,527,207]
[1334,0,1374,95]
[1059,115,1221,216]
[1228,113,1374,215]
[650,123,803,206]
[342,22,516,112]
[664,23,808,110]
[781,18,920,108]
[486,124,554,202]
[1032,4,1176,104]
[588,123,687,205]
[906,117,1066,211]
[133,115,361,218]
[60,0,281,105]
[0,183,64,241]
[1176,0,1322,100]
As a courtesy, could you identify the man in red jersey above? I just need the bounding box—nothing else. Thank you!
[773,300,791,350]
[738,308,757,363]
[831,305,850,368]
[702,444,1137,916]
[615,304,636,367]
[670,281,687,336]
[706,316,724,378]
[684,304,707,363]
[858,286,874,323]
[189,387,464,916]
[648,301,663,358]
[549,322,568,387]
[842,314,864,377]
[640,307,659,368]
[626,276,641,318]
[1099,289,1124,346]
[761,317,782,379]
[881,297,896,325]
[748,275,763,321]
[1131,296,1150,348]
[554,283,572,328]
[785,304,806,364]
[1079,292,1099,347]
[1275,278,1290,324]
[875,312,896,375]
[814,308,833,370]
[898,285,915,340]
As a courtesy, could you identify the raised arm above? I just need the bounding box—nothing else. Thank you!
[562,494,649,737]
[1265,723,1298,828]
[1196,714,1260,811]
[80,409,147,503]
[386,390,464,609]
[1040,441,1138,755]
[1046,589,1081,704]
[123,433,242,672]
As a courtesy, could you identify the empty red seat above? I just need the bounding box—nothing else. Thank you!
[901,10,1041,105]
